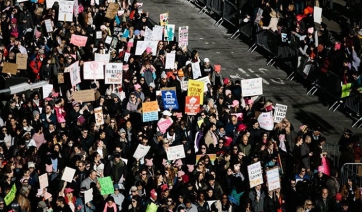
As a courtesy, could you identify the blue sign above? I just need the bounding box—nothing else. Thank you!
[143,111,158,122]
[162,90,179,110]
[122,29,129,38]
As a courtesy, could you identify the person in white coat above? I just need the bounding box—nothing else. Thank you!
[263,10,279,32]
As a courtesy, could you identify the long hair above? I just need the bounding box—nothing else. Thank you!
[274,118,291,134]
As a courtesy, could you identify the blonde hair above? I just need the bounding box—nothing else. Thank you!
[274,118,291,134]
[296,207,305,212]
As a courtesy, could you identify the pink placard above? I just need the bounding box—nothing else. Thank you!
[157,119,172,133]
[70,34,88,47]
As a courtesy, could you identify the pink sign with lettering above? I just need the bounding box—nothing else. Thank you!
[70,34,88,47]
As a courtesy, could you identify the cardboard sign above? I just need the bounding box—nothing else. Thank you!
[185,96,200,114]
[165,51,176,69]
[258,111,274,131]
[142,101,159,122]
[61,166,76,182]
[72,90,95,102]
[84,188,93,204]
[94,107,104,125]
[164,24,175,41]
[166,145,185,160]
[44,19,53,32]
[191,62,202,79]
[16,54,27,70]
[162,90,179,109]
[98,176,114,195]
[135,41,158,56]
[187,80,204,104]
[266,168,281,191]
[274,103,287,123]
[241,78,263,97]
[70,62,81,87]
[58,73,64,84]
[314,6,322,24]
[3,62,18,75]
[178,26,188,47]
[152,25,164,41]
[58,1,74,22]
[247,161,263,188]
[96,31,102,39]
[105,63,122,84]
[70,34,88,47]
[105,3,119,19]
[160,12,169,26]
[83,61,104,80]
[39,173,48,189]
[157,118,172,133]
[133,144,151,159]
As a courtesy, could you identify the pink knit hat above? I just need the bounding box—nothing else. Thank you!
[145,158,153,166]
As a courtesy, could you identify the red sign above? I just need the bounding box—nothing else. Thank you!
[185,96,200,114]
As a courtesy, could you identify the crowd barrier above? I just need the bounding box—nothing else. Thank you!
[192,0,362,128]
[340,163,362,187]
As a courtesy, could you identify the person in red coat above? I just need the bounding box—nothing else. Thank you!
[29,49,45,81]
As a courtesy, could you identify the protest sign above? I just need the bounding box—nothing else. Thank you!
[196,154,216,165]
[341,83,351,98]
[83,61,104,80]
[39,173,48,189]
[146,202,158,212]
[70,34,88,47]
[105,3,119,19]
[187,80,204,104]
[3,62,17,75]
[65,61,78,73]
[44,19,53,32]
[152,25,164,41]
[258,111,274,131]
[113,27,122,36]
[241,78,263,96]
[105,63,122,84]
[181,81,188,91]
[162,90,179,109]
[58,73,64,84]
[142,101,159,122]
[42,84,53,98]
[160,12,169,26]
[105,36,113,44]
[99,177,114,195]
[61,167,76,182]
[165,51,176,69]
[314,6,322,24]
[96,31,102,39]
[255,8,263,24]
[84,188,93,204]
[157,119,172,133]
[274,103,287,123]
[247,161,263,188]
[185,96,200,114]
[46,0,56,9]
[72,90,95,102]
[94,107,104,125]
[192,62,202,79]
[166,145,186,160]
[58,1,74,22]
[266,168,281,191]
[135,41,158,56]
[94,53,110,63]
[70,62,81,87]
[164,24,175,41]
[133,144,151,159]
[4,184,16,205]
[178,26,188,47]
[124,52,131,62]
[144,27,153,41]
[16,53,27,70]
[196,76,211,91]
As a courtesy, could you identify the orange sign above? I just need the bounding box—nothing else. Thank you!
[185,96,200,114]
[142,101,159,113]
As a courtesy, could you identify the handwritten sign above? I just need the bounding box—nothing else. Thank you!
[165,51,176,69]
[16,54,27,70]
[187,80,204,104]
[58,1,74,22]
[42,84,53,98]
[105,3,119,19]
[135,41,158,56]
[143,101,159,122]
[196,76,211,91]
[98,176,114,195]
[105,36,113,44]
[44,19,53,32]
[167,145,185,160]
[105,63,122,84]
[64,61,78,73]
[274,103,287,123]
[178,26,188,47]
[152,25,164,41]
[61,166,76,183]
[70,34,88,47]
[162,90,178,110]
[258,111,274,131]
[58,73,64,84]
[70,62,81,87]
[266,168,280,191]
[94,107,104,125]
[192,62,202,79]
[83,61,104,80]
[144,27,153,41]
[247,161,263,188]
[3,62,17,75]
[84,188,93,204]
[157,118,172,133]
[241,78,263,97]
[39,173,48,189]
[46,0,56,9]
[185,96,200,114]
[4,184,16,205]
[95,53,110,63]
[133,144,151,159]
[160,12,169,26]
[124,52,130,62]
[72,90,95,102]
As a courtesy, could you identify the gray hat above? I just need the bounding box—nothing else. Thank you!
[37,201,47,208]
[120,128,126,134]
[155,131,163,137]
[149,82,156,88]
[111,93,118,99]
[161,71,167,78]
[122,109,130,117]
[33,110,40,117]
[38,49,44,54]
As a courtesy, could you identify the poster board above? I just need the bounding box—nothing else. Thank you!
[273,103,287,123]
[161,90,179,109]
[191,62,202,79]
[144,27,153,41]
[3,62,18,75]
[84,188,93,204]
[142,101,159,122]
[247,161,263,188]
[135,41,158,56]
[105,3,119,19]
[39,173,48,189]
[166,145,186,160]
[258,111,274,131]
[152,25,164,41]
[157,119,172,133]
[72,90,95,102]
[160,12,169,26]
[241,78,263,96]
[45,19,53,32]
[61,166,76,182]
[105,63,123,84]
[314,6,322,24]
[187,80,204,104]
[83,61,104,80]
[196,76,211,91]
[70,62,81,87]
[70,34,88,47]
[164,24,175,41]
[133,144,151,159]
[178,26,188,47]
[16,54,27,70]
[185,96,200,115]
[42,84,53,98]
[98,177,114,195]
[266,168,281,191]
[94,107,104,125]
[94,53,110,63]
[58,1,74,22]
[165,51,176,69]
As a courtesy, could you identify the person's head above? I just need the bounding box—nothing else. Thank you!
[299,167,306,175]
[304,199,313,210]
[89,170,97,180]
[56,197,66,207]
[290,178,296,188]
[221,194,228,204]
[321,188,328,199]
[304,135,311,143]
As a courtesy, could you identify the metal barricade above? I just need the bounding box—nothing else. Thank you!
[340,163,362,187]
[254,26,278,57]
[323,143,341,167]
[221,0,238,27]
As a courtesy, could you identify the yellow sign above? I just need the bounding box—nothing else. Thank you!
[187,80,204,104]
[142,101,159,113]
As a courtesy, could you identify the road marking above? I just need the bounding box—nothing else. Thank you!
[258,68,268,74]
[270,78,285,84]
[205,42,209,44]
[238,68,246,73]
[230,74,244,79]
[248,69,254,73]
[255,74,270,85]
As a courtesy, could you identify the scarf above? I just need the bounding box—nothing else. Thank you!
[103,202,117,212]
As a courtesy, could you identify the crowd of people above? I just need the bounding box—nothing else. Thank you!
[0,0,360,212]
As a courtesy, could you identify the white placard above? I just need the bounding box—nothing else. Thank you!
[83,61,104,80]
[105,36,113,44]
[135,41,158,56]
[274,103,287,123]
[84,188,93,203]
[39,173,48,189]
[94,53,110,63]
[178,26,188,47]
[144,27,153,41]
[44,19,53,32]
[313,6,322,24]
[105,63,123,84]
[17,0,29,2]
[61,166,76,182]
[124,52,130,62]
[65,61,78,73]
[94,107,104,125]
[247,161,263,188]
[96,31,102,39]
[266,168,281,191]
[46,0,56,9]
[207,201,216,208]
[166,145,186,161]
[70,62,81,87]
[241,78,263,96]
[258,111,274,131]
[196,76,211,91]
[165,51,176,69]
[121,158,128,165]
[152,25,164,41]
[133,144,151,159]
[58,1,74,22]
[42,84,53,98]
[191,62,202,79]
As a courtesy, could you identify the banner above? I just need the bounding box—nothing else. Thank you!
[164,24,175,41]
[4,184,16,205]
[185,96,200,114]
[187,80,204,104]
[98,177,114,195]
[152,25,164,41]
[135,41,158,56]
[266,168,281,191]
[94,107,104,125]
[83,61,104,80]
[70,34,88,47]
[3,62,17,75]
[157,119,172,133]
[258,111,274,131]
[133,144,151,159]
[160,12,169,26]
[273,103,287,123]
[105,63,122,84]
[61,167,76,182]
[94,53,110,63]
[162,90,179,109]
[191,62,202,79]
[16,54,27,70]
[166,145,186,160]
[70,62,81,87]
[142,101,159,122]
[58,1,74,22]
[241,78,263,96]
[72,90,95,102]
[105,3,119,19]
[247,161,263,188]
[44,19,53,32]
[165,51,176,69]
[178,26,188,47]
